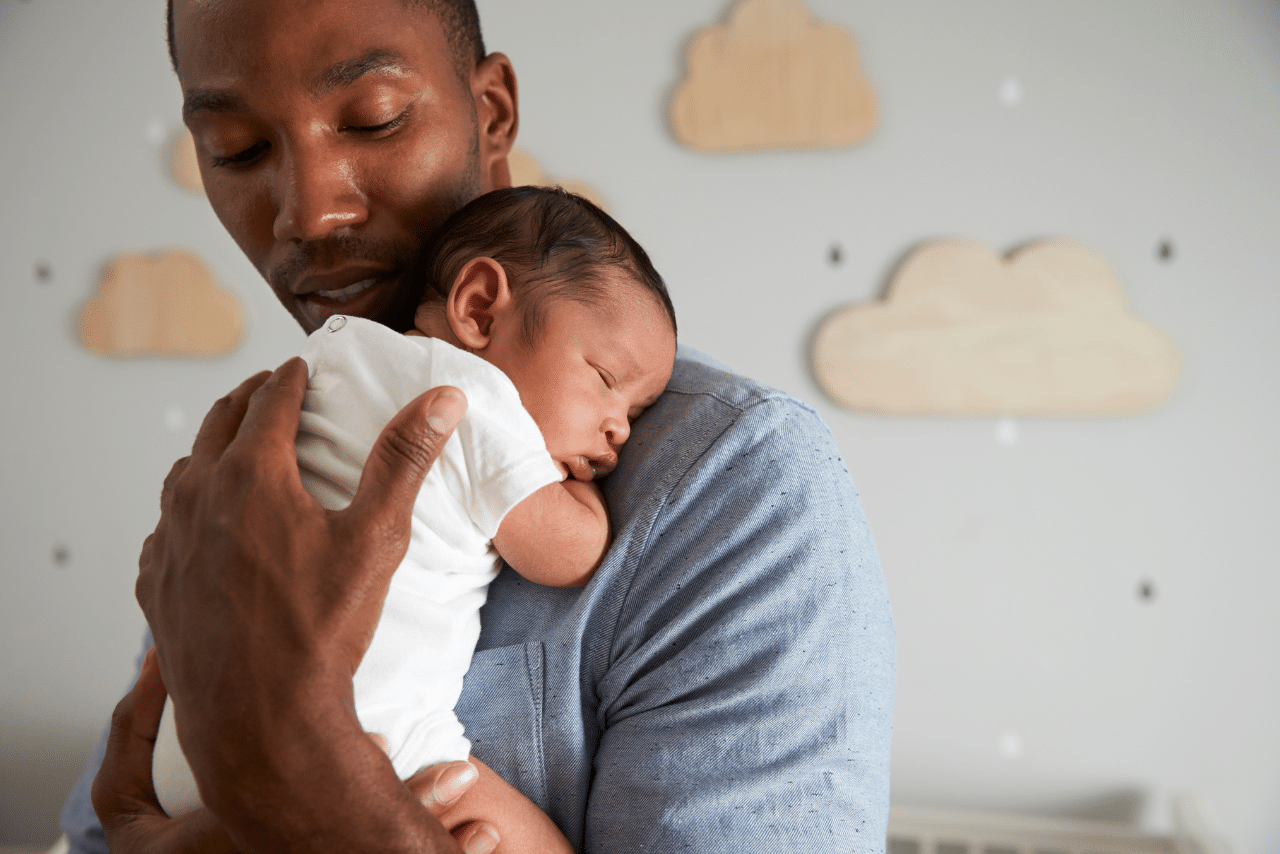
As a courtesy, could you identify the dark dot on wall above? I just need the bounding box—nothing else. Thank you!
[53,544,71,567]
[35,261,52,284]
[1138,579,1156,602]
[1157,239,1175,262]
[829,244,843,266]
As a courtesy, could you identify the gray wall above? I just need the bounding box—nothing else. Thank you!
[2,0,1277,850]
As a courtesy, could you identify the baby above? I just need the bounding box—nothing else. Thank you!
[151,187,678,843]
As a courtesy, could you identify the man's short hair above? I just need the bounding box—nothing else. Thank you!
[166,0,486,81]
[422,186,677,347]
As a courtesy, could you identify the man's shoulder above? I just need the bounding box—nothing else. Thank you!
[632,345,833,463]
[666,346,794,414]
[607,345,851,527]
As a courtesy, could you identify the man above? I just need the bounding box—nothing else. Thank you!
[61,1,895,852]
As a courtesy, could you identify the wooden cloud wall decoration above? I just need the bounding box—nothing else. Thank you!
[80,250,244,358]
[171,129,204,195]
[507,148,609,212]
[671,0,877,152]
[812,239,1182,416]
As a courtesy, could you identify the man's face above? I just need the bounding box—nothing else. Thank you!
[173,0,516,333]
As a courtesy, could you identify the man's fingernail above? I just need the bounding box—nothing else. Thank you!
[434,761,478,805]
[425,388,467,434]
[462,825,500,854]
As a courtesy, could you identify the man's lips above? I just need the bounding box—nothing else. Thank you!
[309,278,379,303]
[290,269,404,331]
[293,267,398,302]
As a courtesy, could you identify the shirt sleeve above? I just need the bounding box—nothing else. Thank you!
[585,396,895,853]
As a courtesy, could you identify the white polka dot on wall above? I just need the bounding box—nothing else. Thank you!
[164,404,186,433]
[999,75,1024,107]
[145,117,168,146]
[995,417,1019,446]
[998,729,1025,760]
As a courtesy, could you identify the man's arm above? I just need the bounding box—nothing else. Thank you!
[493,479,609,588]
[119,360,474,854]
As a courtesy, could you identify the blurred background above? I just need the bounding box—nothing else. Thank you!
[1,0,1277,850]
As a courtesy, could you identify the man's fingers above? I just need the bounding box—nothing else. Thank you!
[130,648,167,739]
[347,386,466,539]
[159,456,191,507]
[188,371,272,467]
[404,759,479,814]
[229,358,311,459]
[93,649,167,825]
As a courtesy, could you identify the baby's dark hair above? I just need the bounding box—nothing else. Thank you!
[421,186,676,348]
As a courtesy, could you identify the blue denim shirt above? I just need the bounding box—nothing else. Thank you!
[61,346,895,853]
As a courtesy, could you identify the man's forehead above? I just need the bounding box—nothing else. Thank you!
[171,0,446,71]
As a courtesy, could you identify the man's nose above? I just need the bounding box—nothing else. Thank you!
[272,142,368,242]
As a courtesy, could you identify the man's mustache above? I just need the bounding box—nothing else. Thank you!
[268,235,418,292]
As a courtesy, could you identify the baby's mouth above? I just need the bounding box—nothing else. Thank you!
[563,455,616,482]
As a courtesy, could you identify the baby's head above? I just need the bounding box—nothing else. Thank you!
[413,186,677,482]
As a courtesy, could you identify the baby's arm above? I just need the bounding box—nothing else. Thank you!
[492,479,609,587]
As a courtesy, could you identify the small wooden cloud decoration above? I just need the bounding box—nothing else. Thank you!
[80,250,244,358]
[671,0,877,152]
[812,239,1181,416]
[171,129,204,195]
[508,148,608,212]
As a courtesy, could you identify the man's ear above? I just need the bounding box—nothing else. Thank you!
[471,52,519,191]
[446,257,514,350]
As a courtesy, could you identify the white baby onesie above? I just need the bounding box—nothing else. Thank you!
[152,315,562,817]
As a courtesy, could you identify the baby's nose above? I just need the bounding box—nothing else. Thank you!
[604,416,630,448]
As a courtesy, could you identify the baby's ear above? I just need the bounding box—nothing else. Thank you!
[446,257,514,349]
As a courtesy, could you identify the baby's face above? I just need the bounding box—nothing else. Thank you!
[485,278,676,481]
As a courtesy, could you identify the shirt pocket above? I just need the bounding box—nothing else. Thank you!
[456,641,549,810]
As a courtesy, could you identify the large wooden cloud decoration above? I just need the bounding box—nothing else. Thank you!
[671,0,877,152]
[80,250,244,358]
[812,239,1182,416]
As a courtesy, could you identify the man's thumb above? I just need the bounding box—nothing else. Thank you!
[349,385,467,529]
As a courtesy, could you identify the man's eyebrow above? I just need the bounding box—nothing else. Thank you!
[181,50,411,122]
[182,90,249,123]
[312,49,411,97]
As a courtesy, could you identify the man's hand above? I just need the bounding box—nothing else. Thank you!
[92,650,497,854]
[133,359,469,853]
[92,647,238,854]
